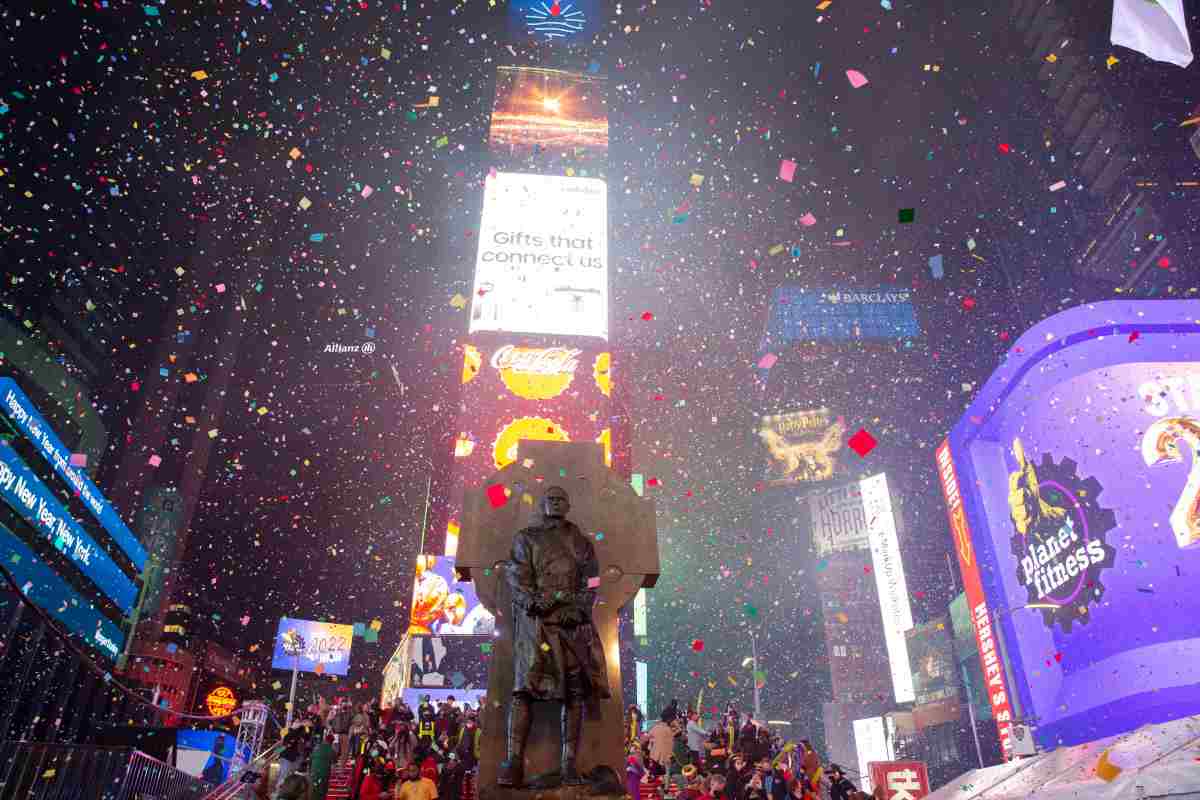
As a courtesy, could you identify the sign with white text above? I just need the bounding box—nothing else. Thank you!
[808,482,869,556]
[868,761,930,800]
[862,473,915,704]
[271,617,354,676]
[470,172,608,340]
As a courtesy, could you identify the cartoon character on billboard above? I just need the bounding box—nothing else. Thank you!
[1142,417,1200,549]
[409,555,450,635]
[759,414,845,483]
[1007,438,1067,544]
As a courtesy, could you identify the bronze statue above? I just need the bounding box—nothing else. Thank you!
[498,486,611,788]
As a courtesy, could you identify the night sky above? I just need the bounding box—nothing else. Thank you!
[1,0,1196,730]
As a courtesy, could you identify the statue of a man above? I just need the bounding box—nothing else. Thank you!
[499,486,610,787]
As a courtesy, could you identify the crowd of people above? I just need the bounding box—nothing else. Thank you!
[250,694,482,800]
[626,702,871,800]
[249,696,874,800]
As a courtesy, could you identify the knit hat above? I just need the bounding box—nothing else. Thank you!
[682,765,698,780]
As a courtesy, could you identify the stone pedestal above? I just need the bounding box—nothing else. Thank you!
[457,441,658,800]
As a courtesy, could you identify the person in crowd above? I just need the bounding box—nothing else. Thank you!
[416,700,437,748]
[796,742,822,800]
[439,752,466,800]
[391,721,419,767]
[726,753,752,800]
[648,709,675,779]
[332,700,354,763]
[672,715,693,775]
[768,763,789,800]
[274,773,310,800]
[626,704,646,749]
[394,699,415,726]
[827,764,858,800]
[454,713,480,771]
[744,773,766,800]
[685,710,707,766]
[395,762,438,800]
[277,725,305,786]
[700,772,729,800]
[786,778,807,800]
[420,750,440,784]
[626,744,646,800]
[349,704,372,762]
[310,734,335,800]
[680,764,704,800]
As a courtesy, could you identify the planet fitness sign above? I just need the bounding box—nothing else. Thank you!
[938,300,1200,751]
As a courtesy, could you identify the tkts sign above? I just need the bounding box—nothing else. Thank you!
[869,761,930,800]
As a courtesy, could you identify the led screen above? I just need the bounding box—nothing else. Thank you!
[808,482,869,556]
[488,67,607,160]
[406,635,490,690]
[939,299,1200,750]
[470,172,608,340]
[507,0,600,43]
[763,286,919,346]
[408,554,495,636]
[862,473,915,704]
[0,521,125,661]
[271,617,354,676]
[175,729,250,785]
[758,408,846,486]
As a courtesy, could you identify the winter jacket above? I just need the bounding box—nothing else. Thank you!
[648,722,674,768]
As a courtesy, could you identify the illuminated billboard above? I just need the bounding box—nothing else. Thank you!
[762,287,919,344]
[406,635,490,690]
[488,67,608,160]
[271,617,354,676]
[808,482,869,556]
[853,716,892,794]
[758,408,846,485]
[507,0,600,43]
[862,473,915,704]
[408,554,495,636]
[938,299,1200,751]
[905,618,959,709]
[470,172,608,340]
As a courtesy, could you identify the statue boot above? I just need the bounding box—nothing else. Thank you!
[498,695,532,788]
[561,697,586,785]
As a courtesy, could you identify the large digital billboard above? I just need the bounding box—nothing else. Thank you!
[762,286,919,345]
[507,0,601,43]
[938,299,1200,751]
[470,172,608,340]
[808,482,869,556]
[758,408,846,486]
[862,473,915,704]
[406,635,490,690]
[271,617,354,676]
[488,67,608,161]
[408,554,495,636]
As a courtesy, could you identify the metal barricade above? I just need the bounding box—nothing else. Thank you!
[0,741,212,800]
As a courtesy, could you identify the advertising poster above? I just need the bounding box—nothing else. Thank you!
[469,172,608,340]
[905,618,959,708]
[176,729,250,785]
[862,473,915,704]
[940,299,1200,750]
[406,635,490,690]
[763,287,920,345]
[271,617,354,677]
[808,482,869,556]
[408,554,495,636]
[488,67,608,160]
[453,341,613,492]
[853,717,892,794]
[868,761,930,800]
[759,408,846,486]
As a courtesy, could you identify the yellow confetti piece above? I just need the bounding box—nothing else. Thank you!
[207,429,219,439]
[42,769,56,779]
[815,0,831,8]
[1045,53,1058,63]
[768,244,785,256]
[298,196,312,210]
[1105,54,1119,69]
[272,680,282,690]
[540,643,551,652]
[449,293,468,309]
[689,174,705,187]
[370,618,382,632]
[727,675,739,686]
[289,147,302,160]
[381,48,392,60]
[191,70,209,80]
[256,406,269,415]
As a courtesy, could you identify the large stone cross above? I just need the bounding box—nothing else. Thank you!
[456,440,659,797]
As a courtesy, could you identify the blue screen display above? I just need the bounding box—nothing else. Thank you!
[508,0,599,42]
[764,286,920,343]
[0,521,125,661]
[0,444,138,613]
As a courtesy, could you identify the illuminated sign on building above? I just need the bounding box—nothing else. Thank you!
[408,554,495,636]
[470,173,608,340]
[853,716,892,794]
[633,588,647,637]
[758,408,846,485]
[636,660,649,720]
[862,473,915,704]
[868,761,930,800]
[205,686,238,717]
[491,345,583,400]
[271,618,355,677]
[762,287,919,344]
[0,444,138,613]
[808,482,869,556]
[938,299,1200,751]
[488,67,608,160]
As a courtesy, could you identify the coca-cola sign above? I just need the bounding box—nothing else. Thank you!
[490,345,583,400]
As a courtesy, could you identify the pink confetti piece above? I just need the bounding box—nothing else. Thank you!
[587,576,600,588]
[846,69,870,88]
[69,453,87,467]
[778,159,797,182]
[148,454,162,467]
[1049,180,1067,192]
[799,212,817,227]
[757,353,779,369]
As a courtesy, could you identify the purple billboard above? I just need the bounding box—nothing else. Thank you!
[941,300,1200,749]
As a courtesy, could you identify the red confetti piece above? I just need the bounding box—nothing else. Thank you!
[961,296,977,311]
[1129,331,1140,343]
[691,639,705,652]
[1157,257,1171,268]
[486,483,508,508]
[998,143,1010,153]
[641,311,654,321]
[646,477,661,487]
[847,428,877,457]
[1054,652,1063,663]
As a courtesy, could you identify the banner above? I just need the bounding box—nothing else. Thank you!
[862,473,915,704]
[470,172,608,340]
[758,408,845,485]
[808,482,869,556]
[868,761,930,800]
[271,618,354,676]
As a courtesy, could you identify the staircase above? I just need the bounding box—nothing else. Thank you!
[327,761,356,800]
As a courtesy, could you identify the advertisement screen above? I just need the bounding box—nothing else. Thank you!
[0,443,138,613]
[862,473,915,704]
[470,172,608,340]
[905,618,959,708]
[868,761,930,800]
[758,408,846,486]
[0,378,147,570]
[853,716,891,794]
[808,482,869,556]
[175,729,250,785]
[401,688,487,712]
[406,635,490,690]
[488,67,607,160]
[940,299,1200,749]
[271,617,354,676]
[763,287,919,344]
[408,554,495,636]
[0,521,125,661]
[506,0,601,43]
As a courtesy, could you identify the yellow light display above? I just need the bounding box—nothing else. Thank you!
[593,352,612,397]
[493,416,571,470]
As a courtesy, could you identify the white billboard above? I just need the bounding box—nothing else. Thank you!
[852,716,893,794]
[470,172,608,340]
[808,482,870,556]
[861,473,915,704]
[636,660,649,721]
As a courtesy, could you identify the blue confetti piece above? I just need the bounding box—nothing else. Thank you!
[881,0,892,9]
[0,105,8,115]
[813,62,821,79]
[309,233,325,242]
[269,72,279,83]
[790,246,802,257]
[365,327,376,338]
[143,4,159,15]
[929,254,944,279]
[166,642,178,653]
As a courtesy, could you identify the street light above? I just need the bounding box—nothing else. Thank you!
[281,630,307,728]
[749,632,762,721]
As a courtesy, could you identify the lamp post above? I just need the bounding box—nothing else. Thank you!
[748,632,762,721]
[282,633,306,728]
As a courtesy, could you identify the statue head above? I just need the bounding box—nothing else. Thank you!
[542,486,570,520]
